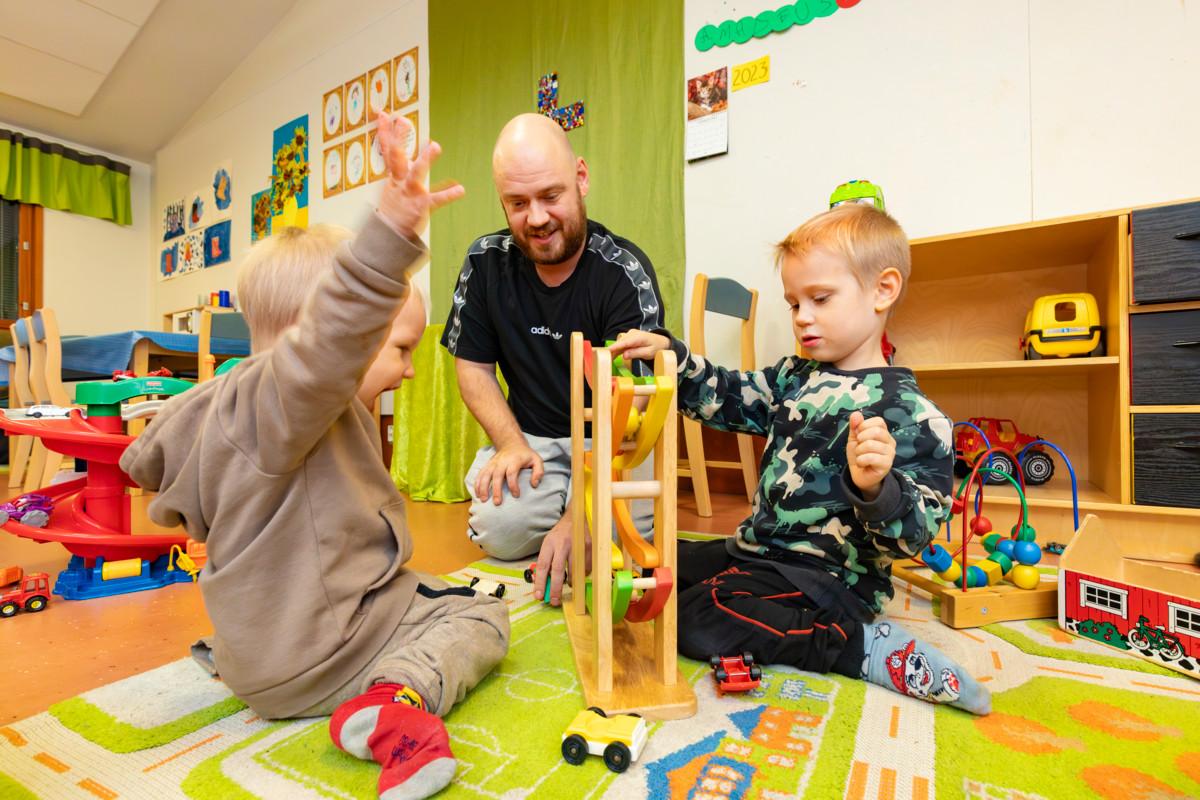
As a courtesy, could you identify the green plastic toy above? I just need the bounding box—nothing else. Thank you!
[75,376,194,417]
[829,179,886,211]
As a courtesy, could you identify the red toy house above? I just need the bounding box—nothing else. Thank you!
[1059,514,1200,679]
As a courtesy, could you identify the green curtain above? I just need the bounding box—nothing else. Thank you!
[391,324,505,502]
[428,0,685,334]
[0,129,132,226]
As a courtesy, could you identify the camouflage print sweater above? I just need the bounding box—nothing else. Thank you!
[668,341,954,614]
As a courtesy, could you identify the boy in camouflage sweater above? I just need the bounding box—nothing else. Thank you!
[611,204,989,714]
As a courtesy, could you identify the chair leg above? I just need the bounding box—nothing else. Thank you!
[41,450,65,489]
[736,433,758,503]
[24,440,47,493]
[8,434,32,489]
[682,417,712,518]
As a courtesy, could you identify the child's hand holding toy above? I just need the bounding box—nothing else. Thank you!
[847,410,896,501]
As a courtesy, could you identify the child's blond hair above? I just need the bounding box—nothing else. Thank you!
[237,223,429,350]
[774,204,911,308]
[237,224,354,349]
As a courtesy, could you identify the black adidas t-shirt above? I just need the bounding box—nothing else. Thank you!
[441,220,666,439]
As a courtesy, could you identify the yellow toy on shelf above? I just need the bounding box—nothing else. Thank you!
[565,333,696,721]
[1021,292,1103,360]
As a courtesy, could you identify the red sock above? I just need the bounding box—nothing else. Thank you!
[329,683,456,799]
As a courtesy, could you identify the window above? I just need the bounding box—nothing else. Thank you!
[0,197,42,326]
[1079,580,1127,617]
[1169,602,1200,638]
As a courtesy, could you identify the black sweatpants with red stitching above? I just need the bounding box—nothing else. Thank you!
[676,540,868,678]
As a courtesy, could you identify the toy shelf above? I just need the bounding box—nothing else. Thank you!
[909,357,1119,379]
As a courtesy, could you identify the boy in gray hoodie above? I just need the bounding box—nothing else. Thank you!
[121,114,509,800]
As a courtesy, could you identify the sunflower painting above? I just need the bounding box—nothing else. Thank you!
[270,114,310,230]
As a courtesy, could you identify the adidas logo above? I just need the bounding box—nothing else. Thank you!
[529,326,563,340]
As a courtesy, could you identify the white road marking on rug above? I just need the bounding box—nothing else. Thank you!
[220,720,335,800]
[255,721,362,800]
[82,658,233,728]
[844,685,934,800]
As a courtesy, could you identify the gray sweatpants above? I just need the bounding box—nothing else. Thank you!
[191,575,509,719]
[464,433,655,561]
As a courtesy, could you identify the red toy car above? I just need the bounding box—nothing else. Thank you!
[710,652,762,694]
[0,569,51,618]
[954,417,1055,486]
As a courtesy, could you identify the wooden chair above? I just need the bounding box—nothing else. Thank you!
[197,310,249,382]
[680,274,759,517]
[12,310,72,490]
[7,319,35,488]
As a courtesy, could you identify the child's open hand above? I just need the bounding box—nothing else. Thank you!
[375,111,465,242]
[607,330,671,363]
[847,410,896,500]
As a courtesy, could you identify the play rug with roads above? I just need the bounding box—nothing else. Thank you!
[3,546,1200,799]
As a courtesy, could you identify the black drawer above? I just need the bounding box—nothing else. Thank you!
[1131,310,1200,405]
[1133,414,1200,508]
[1132,201,1200,304]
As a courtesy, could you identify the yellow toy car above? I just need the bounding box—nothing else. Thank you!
[1021,293,1104,359]
[561,706,647,773]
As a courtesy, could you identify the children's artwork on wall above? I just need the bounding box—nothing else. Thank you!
[403,110,419,161]
[160,241,178,280]
[162,199,185,241]
[187,189,206,230]
[271,115,309,229]
[369,62,391,117]
[204,220,231,268]
[323,86,344,141]
[537,72,585,131]
[344,75,367,133]
[367,127,386,183]
[178,231,205,274]
[686,67,729,161]
[693,0,863,52]
[251,188,272,243]
[393,47,418,109]
[323,142,344,197]
[344,133,366,190]
[211,163,232,217]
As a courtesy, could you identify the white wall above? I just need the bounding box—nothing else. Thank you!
[151,0,429,322]
[1,121,152,335]
[684,0,1200,365]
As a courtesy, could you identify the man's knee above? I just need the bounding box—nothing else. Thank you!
[468,492,562,560]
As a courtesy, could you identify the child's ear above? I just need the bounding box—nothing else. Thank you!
[874,267,903,314]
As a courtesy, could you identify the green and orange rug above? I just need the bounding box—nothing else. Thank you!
[3,545,1200,799]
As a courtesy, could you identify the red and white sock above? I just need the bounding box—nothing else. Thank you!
[329,683,456,799]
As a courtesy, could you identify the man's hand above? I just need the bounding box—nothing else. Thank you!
[375,111,465,243]
[532,515,591,607]
[475,443,545,505]
[607,330,672,363]
[847,410,896,501]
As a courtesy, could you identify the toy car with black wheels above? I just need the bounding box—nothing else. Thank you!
[468,576,506,598]
[26,404,71,419]
[953,417,1055,486]
[1043,541,1066,556]
[710,652,762,694]
[0,571,50,618]
[561,706,647,773]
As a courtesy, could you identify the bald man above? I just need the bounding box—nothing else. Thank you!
[442,114,665,602]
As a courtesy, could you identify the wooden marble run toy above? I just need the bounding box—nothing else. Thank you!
[1060,514,1200,679]
[564,333,696,720]
[0,376,206,600]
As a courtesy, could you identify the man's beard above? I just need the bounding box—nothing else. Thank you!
[512,200,587,266]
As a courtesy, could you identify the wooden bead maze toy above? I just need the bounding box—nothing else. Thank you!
[565,333,696,720]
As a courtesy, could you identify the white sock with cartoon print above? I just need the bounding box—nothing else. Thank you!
[861,621,991,715]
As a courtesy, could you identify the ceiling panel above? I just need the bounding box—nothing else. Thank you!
[82,0,161,26]
[1,0,139,74]
[0,37,106,116]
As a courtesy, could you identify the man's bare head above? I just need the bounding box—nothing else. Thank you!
[492,113,589,268]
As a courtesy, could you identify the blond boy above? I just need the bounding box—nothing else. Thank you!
[121,115,510,799]
[611,204,989,714]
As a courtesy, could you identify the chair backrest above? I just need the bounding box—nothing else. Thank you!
[23,309,69,406]
[9,319,34,408]
[198,310,249,382]
[688,274,758,370]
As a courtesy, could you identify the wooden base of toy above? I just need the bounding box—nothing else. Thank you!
[563,599,696,721]
[892,560,1058,628]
